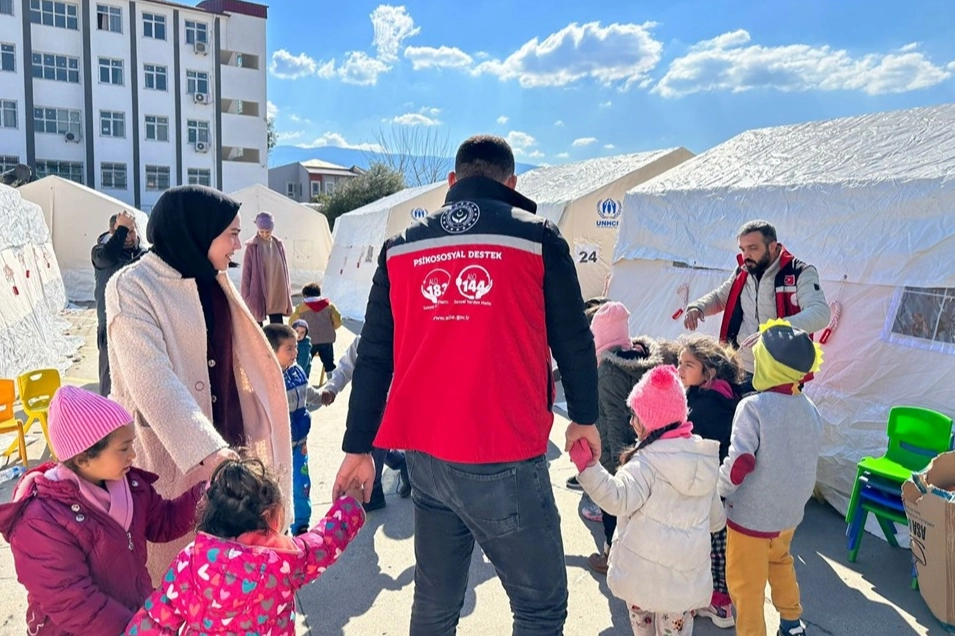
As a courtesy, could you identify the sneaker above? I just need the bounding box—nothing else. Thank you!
[580,501,603,522]
[588,551,609,575]
[696,603,735,629]
[778,621,806,635]
[566,475,583,491]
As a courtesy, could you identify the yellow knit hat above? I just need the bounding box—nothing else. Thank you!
[752,319,823,394]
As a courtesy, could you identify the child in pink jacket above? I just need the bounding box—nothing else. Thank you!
[125,458,365,635]
[0,387,203,636]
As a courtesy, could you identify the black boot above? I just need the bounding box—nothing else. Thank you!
[397,462,412,498]
[363,483,386,512]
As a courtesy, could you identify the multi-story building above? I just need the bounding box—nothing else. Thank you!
[0,0,267,210]
[268,159,364,203]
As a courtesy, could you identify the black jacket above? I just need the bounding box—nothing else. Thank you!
[92,227,145,327]
[686,383,741,461]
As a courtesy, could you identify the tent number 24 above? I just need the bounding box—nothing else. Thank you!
[575,243,600,264]
[578,250,598,263]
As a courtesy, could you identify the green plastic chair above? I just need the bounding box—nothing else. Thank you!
[846,406,953,526]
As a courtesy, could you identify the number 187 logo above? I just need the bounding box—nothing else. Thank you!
[456,265,493,300]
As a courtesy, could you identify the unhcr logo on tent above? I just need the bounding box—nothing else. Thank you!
[596,199,621,228]
[411,207,428,222]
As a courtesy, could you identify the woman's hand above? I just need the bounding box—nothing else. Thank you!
[199,447,240,471]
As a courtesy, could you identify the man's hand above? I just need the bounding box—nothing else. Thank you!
[739,331,761,348]
[565,422,601,463]
[320,389,336,406]
[115,210,136,230]
[683,307,704,331]
[333,453,375,503]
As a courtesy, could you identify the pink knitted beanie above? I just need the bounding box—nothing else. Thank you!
[626,365,689,433]
[48,386,133,461]
[590,302,633,362]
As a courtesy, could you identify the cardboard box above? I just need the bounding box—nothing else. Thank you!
[902,451,955,631]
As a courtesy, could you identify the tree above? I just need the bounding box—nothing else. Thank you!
[316,163,405,228]
[364,125,453,187]
[267,116,277,153]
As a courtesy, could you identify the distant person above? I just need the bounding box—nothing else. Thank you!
[0,386,204,636]
[571,365,725,636]
[333,135,599,635]
[292,319,314,378]
[91,210,145,396]
[719,320,823,636]
[241,211,293,326]
[125,459,364,636]
[289,283,342,375]
[683,220,829,386]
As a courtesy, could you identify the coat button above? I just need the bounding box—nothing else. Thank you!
[75,514,85,522]
[195,381,205,391]
[208,359,216,367]
[71,504,81,512]
[211,395,217,403]
[131,480,138,487]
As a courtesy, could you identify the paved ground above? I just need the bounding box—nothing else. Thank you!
[0,306,952,635]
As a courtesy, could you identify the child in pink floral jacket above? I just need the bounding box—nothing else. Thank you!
[124,459,364,636]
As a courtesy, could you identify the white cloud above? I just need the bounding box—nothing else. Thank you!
[302,132,385,153]
[288,114,312,124]
[316,60,337,79]
[420,106,441,116]
[554,120,565,127]
[338,51,391,86]
[391,112,441,126]
[604,144,616,149]
[505,130,538,155]
[404,45,474,70]
[556,152,570,158]
[527,150,545,159]
[572,137,598,147]
[496,115,509,124]
[600,101,613,107]
[371,5,420,63]
[655,31,954,97]
[475,21,663,89]
[276,130,305,142]
[267,101,278,118]
[270,49,318,79]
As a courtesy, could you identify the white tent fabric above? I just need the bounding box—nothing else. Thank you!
[517,149,693,299]
[324,181,450,320]
[17,177,149,302]
[0,184,82,378]
[228,184,333,293]
[609,104,955,523]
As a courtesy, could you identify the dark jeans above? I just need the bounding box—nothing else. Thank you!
[601,509,617,547]
[372,448,406,489]
[96,324,110,397]
[405,451,568,636]
[310,342,336,373]
[259,314,285,327]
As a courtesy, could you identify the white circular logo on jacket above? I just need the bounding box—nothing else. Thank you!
[456,265,493,300]
[440,201,480,234]
[421,269,450,303]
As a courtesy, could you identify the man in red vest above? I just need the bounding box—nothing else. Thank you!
[684,220,830,384]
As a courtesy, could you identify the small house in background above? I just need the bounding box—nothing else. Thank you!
[268,159,364,203]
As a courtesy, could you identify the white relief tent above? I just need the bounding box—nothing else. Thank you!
[607,104,955,523]
[228,184,333,293]
[516,149,694,300]
[323,181,450,320]
[0,183,82,378]
[17,176,149,302]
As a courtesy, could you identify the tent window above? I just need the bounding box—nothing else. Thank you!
[886,286,955,353]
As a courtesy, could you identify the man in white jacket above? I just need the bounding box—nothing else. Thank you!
[683,220,830,381]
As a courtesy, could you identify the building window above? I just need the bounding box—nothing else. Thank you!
[144,115,168,141]
[29,0,78,29]
[310,181,321,198]
[145,165,170,191]
[33,107,81,134]
[101,162,127,189]
[0,0,13,16]
[32,52,80,83]
[144,64,167,91]
[186,70,208,95]
[142,12,165,39]
[187,119,209,144]
[1,100,16,129]
[35,160,83,183]
[1,44,14,72]
[286,182,299,199]
[188,168,211,186]
[100,110,125,137]
[96,4,121,32]
[325,180,337,194]
[0,155,19,172]
[185,20,207,45]
[98,58,123,85]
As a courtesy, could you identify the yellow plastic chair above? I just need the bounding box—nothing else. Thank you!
[0,379,28,467]
[10,369,61,461]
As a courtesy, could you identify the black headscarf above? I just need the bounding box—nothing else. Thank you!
[146,185,240,281]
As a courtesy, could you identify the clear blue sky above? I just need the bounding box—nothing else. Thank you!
[265,0,955,161]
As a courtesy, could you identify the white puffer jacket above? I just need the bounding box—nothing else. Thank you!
[578,436,725,612]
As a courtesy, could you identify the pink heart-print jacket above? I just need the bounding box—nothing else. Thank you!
[124,497,365,636]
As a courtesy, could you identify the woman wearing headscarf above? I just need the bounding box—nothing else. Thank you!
[105,185,292,581]
[241,211,293,326]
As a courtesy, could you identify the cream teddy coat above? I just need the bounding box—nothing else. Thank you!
[105,252,292,581]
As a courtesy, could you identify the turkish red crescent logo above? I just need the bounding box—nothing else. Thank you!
[784,275,795,286]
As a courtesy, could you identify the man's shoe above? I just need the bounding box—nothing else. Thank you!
[588,550,609,575]
[566,475,583,491]
[363,485,387,512]
[696,603,735,629]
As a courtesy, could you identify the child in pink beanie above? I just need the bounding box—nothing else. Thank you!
[591,301,634,364]
[0,386,205,636]
[571,365,726,636]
